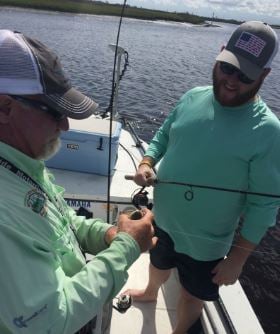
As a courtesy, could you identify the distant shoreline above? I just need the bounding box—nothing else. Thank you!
[0,0,279,28]
[0,0,239,25]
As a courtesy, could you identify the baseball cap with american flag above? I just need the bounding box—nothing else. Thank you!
[216,21,279,80]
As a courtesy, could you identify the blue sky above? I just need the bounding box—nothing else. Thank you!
[106,0,280,25]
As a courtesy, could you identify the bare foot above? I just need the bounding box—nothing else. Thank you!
[122,289,157,302]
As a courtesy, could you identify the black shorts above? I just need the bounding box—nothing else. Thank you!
[150,225,223,301]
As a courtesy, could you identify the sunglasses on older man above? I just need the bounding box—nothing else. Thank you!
[11,95,65,121]
[219,62,255,85]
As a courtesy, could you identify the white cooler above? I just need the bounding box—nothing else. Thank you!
[46,117,122,175]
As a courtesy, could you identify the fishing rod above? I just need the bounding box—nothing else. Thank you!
[125,175,280,199]
[105,0,127,223]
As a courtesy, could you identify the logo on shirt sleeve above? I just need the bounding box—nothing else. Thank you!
[13,304,48,328]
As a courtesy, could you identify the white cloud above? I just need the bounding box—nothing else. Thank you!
[205,0,280,17]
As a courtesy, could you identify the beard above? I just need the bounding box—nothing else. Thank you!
[38,137,61,160]
[212,63,263,107]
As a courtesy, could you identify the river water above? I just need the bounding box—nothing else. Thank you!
[0,7,279,333]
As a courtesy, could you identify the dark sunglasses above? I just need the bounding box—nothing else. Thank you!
[11,95,65,121]
[219,62,255,85]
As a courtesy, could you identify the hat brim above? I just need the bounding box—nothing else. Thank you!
[40,87,99,120]
[216,49,263,80]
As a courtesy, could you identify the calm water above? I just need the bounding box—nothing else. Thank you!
[1,7,279,333]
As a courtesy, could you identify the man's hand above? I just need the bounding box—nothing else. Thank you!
[117,208,157,252]
[212,257,243,286]
[134,164,156,187]
[212,235,256,286]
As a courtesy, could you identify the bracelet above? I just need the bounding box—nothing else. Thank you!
[138,162,153,169]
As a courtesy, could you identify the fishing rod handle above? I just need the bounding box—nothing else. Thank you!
[129,210,143,220]
[121,206,143,220]
[124,174,158,184]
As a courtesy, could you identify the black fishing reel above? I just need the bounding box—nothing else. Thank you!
[132,187,153,210]
[113,294,132,313]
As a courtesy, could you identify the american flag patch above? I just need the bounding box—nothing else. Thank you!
[235,32,266,57]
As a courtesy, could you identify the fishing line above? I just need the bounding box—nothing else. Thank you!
[142,194,279,255]
[152,179,280,255]
[119,142,138,170]
[167,229,279,256]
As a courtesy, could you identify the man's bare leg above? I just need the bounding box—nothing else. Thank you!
[123,263,171,302]
[172,287,204,334]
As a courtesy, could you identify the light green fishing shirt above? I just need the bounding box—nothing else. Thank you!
[146,86,280,260]
[0,142,140,333]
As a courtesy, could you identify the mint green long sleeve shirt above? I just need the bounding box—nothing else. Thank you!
[0,142,140,334]
[146,86,280,260]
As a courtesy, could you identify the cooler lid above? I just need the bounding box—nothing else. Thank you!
[67,116,122,138]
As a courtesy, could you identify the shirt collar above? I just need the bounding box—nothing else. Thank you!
[0,141,45,180]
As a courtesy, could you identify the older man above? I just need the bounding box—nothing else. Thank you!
[0,30,156,334]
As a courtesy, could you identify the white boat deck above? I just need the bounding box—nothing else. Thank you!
[110,253,265,334]
[110,253,179,334]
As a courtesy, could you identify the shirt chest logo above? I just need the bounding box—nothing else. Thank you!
[25,189,47,217]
